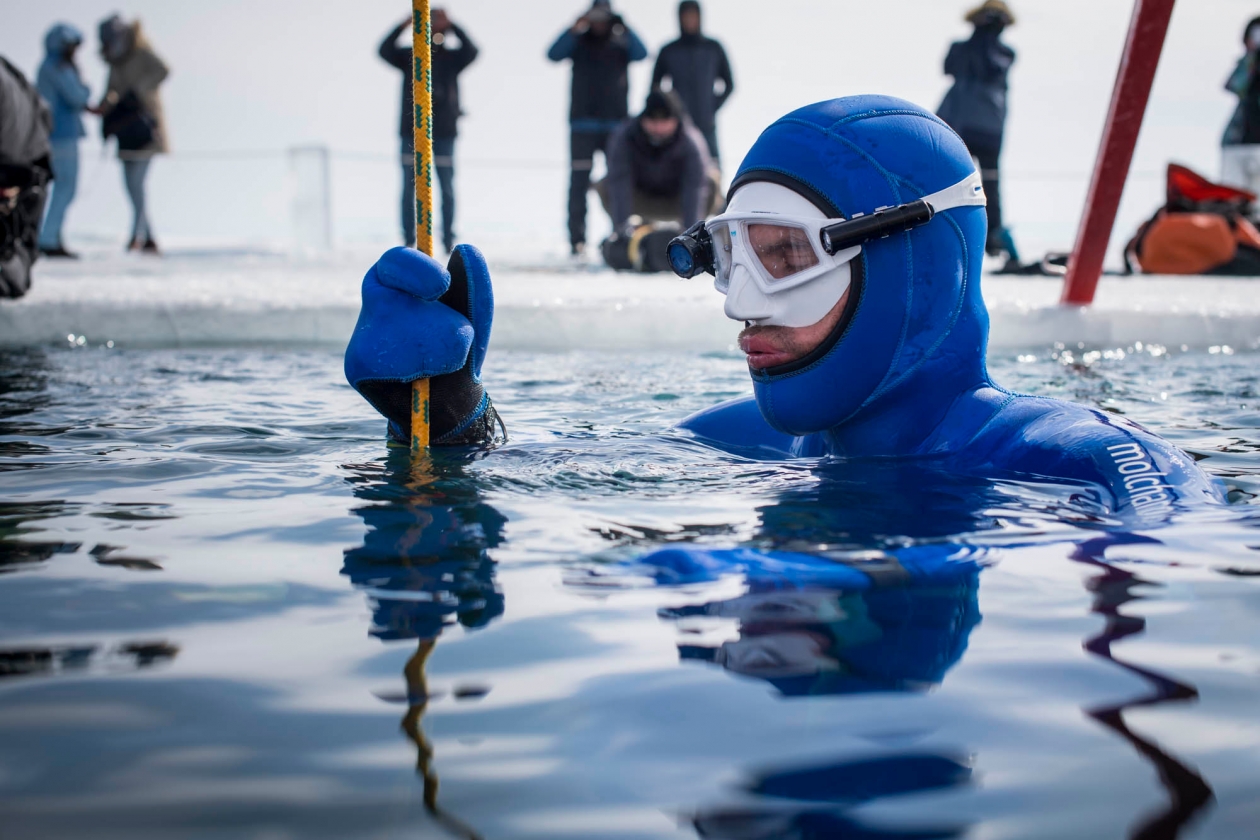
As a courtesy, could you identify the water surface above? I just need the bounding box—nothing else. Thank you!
[2,345,1260,839]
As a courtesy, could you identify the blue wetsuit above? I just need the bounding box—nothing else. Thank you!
[670,96,1223,524]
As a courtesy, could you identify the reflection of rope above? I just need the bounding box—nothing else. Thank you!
[1072,545,1214,839]
[392,463,482,840]
[402,638,484,840]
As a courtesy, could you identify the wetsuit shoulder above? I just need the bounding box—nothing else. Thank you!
[964,394,1224,519]
[677,396,827,459]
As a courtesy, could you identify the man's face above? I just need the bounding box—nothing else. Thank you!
[680,9,701,34]
[431,8,450,32]
[641,115,679,143]
[738,290,847,369]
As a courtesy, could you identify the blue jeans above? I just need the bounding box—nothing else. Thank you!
[122,157,152,244]
[401,136,456,250]
[38,140,79,249]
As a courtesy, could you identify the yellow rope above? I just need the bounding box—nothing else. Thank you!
[410,0,433,452]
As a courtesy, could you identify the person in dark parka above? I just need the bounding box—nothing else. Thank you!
[650,0,734,162]
[1221,16,1260,195]
[380,8,478,253]
[547,0,647,255]
[601,90,712,233]
[937,0,1019,265]
[0,56,52,298]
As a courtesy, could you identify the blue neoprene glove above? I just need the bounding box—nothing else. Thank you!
[344,245,503,446]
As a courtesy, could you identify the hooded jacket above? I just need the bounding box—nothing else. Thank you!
[678,96,1223,524]
[36,24,92,142]
[1224,17,1260,146]
[0,57,51,299]
[100,19,170,155]
[650,7,733,137]
[547,18,648,130]
[937,23,1014,145]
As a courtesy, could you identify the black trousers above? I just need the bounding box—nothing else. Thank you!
[568,129,612,247]
[958,131,1003,241]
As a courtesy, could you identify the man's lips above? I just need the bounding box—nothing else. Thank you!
[738,328,797,369]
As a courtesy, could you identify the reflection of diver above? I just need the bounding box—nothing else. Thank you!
[693,753,973,840]
[662,547,981,698]
[341,450,505,839]
[627,542,984,837]
[628,496,1217,837]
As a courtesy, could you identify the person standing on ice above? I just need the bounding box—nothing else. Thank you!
[937,0,1020,271]
[1221,16,1260,196]
[96,15,169,255]
[650,0,734,165]
[343,94,1223,522]
[547,0,647,258]
[36,24,95,260]
[379,9,478,254]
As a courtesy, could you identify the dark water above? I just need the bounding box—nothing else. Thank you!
[2,345,1260,839]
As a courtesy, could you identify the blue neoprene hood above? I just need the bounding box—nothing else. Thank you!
[731,95,989,438]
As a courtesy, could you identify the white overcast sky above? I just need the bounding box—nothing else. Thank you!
[1,0,1255,263]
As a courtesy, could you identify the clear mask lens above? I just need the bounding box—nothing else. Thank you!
[711,221,822,290]
[747,223,820,281]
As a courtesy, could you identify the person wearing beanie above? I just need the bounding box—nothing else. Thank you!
[35,23,95,259]
[547,1,648,256]
[651,0,734,163]
[1222,15,1260,195]
[937,0,1019,269]
[598,89,714,236]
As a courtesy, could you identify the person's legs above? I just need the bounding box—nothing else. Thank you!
[1243,146,1260,197]
[971,142,1003,248]
[39,140,79,252]
[401,144,416,248]
[122,157,152,247]
[1221,145,1246,190]
[433,135,456,252]
[568,130,606,251]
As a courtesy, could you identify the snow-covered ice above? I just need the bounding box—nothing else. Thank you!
[4,249,1258,353]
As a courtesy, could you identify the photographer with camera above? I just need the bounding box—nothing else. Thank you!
[547,0,647,257]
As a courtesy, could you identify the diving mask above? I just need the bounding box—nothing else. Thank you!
[668,171,986,328]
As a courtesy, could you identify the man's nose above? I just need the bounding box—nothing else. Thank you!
[723,265,773,322]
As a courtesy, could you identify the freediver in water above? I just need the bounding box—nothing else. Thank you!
[344,94,1224,523]
[343,94,1226,832]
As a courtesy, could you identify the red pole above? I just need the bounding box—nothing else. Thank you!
[1060,0,1176,305]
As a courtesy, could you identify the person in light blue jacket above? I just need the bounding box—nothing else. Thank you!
[35,23,94,259]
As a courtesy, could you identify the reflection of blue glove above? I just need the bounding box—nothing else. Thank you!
[630,544,989,590]
[344,245,503,445]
